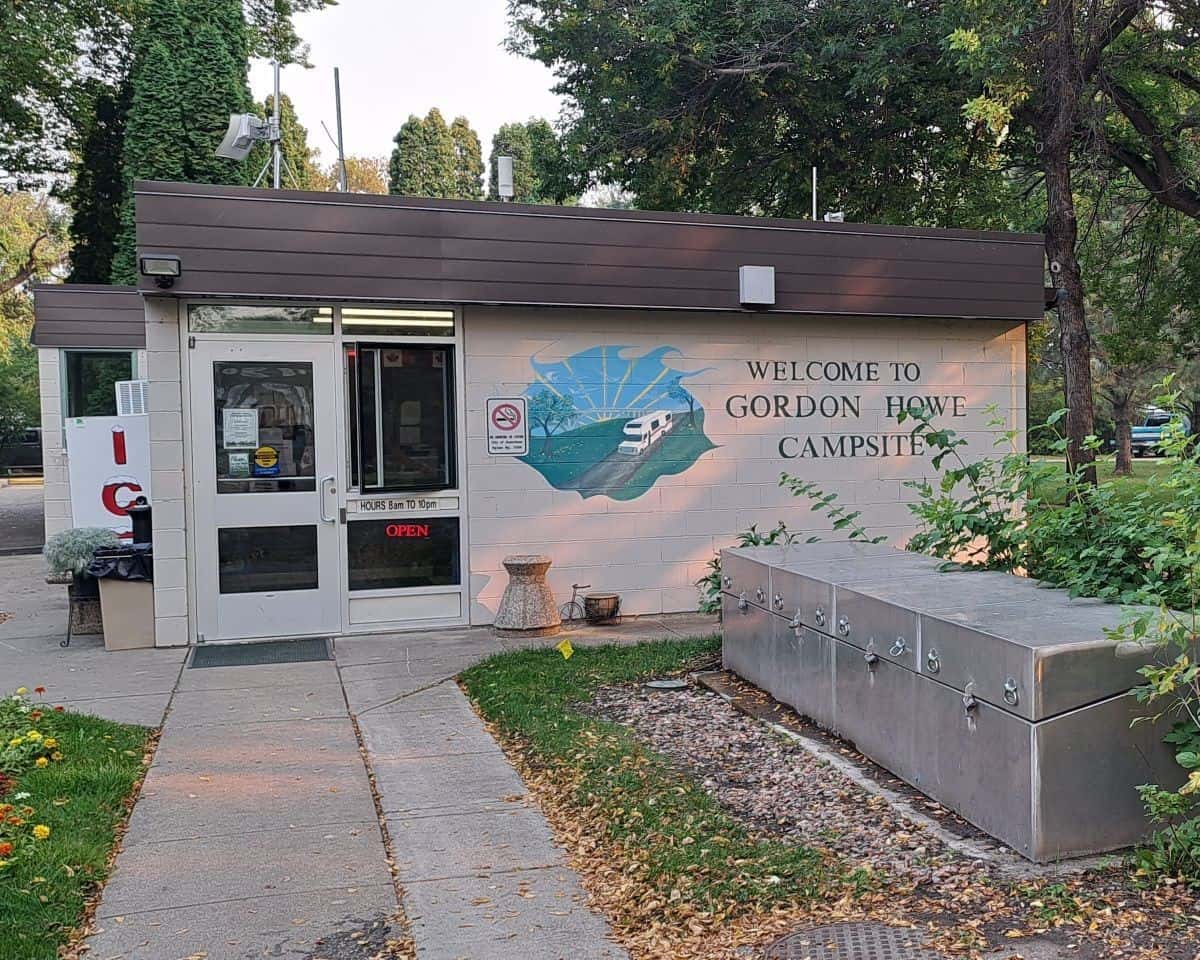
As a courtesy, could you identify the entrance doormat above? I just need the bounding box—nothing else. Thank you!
[189,637,332,668]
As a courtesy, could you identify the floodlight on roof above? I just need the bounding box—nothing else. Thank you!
[215,113,271,161]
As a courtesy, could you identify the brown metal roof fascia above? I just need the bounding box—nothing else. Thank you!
[31,284,145,349]
[133,180,1046,321]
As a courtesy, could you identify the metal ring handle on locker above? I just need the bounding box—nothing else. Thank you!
[926,649,941,673]
[737,592,749,612]
[837,615,851,637]
[755,587,767,604]
[1003,677,1020,706]
[889,637,908,657]
[319,476,336,523]
[773,593,785,610]
[814,606,826,627]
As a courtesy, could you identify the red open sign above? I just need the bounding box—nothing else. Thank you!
[386,523,430,539]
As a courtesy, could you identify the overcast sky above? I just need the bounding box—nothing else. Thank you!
[247,0,564,170]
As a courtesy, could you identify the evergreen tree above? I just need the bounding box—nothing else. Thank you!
[179,0,252,184]
[68,80,131,283]
[487,123,536,202]
[449,116,484,200]
[388,109,457,197]
[248,94,317,189]
[110,24,187,283]
[388,115,423,195]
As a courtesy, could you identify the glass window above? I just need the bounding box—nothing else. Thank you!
[213,361,316,493]
[352,344,455,491]
[64,351,134,417]
[189,303,333,334]
[347,517,460,591]
[340,306,455,337]
[218,525,319,593]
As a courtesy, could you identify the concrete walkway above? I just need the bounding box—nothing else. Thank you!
[0,553,714,958]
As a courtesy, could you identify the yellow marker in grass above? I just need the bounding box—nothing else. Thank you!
[555,638,574,660]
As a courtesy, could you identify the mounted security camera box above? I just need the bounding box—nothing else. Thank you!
[739,265,775,306]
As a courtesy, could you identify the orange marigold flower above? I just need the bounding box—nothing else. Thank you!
[51,752,63,761]
[29,710,42,720]
[34,686,45,694]
[53,706,64,713]
[9,817,24,826]
[0,842,11,856]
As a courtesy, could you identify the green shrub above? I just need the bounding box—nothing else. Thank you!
[42,528,119,576]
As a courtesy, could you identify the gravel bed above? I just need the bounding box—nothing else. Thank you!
[587,681,976,886]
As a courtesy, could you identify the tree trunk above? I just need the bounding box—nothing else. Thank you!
[1112,392,1134,476]
[1041,0,1097,485]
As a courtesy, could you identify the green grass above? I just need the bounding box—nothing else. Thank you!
[520,418,627,487]
[0,711,149,960]
[459,637,841,923]
[1029,454,1177,506]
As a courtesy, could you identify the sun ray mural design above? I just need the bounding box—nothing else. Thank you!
[520,345,716,501]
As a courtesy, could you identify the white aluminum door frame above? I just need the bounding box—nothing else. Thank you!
[189,338,342,642]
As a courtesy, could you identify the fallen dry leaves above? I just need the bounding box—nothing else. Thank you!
[467,683,1200,960]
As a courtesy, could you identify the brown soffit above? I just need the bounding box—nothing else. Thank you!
[31,284,145,349]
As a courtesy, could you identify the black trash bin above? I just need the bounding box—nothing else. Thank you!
[88,544,154,651]
[127,498,153,546]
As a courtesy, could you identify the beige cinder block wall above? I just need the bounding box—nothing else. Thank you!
[38,348,71,538]
[144,298,190,647]
[463,306,1026,623]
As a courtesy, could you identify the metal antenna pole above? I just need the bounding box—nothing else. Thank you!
[811,166,817,221]
[333,67,347,192]
[272,61,282,190]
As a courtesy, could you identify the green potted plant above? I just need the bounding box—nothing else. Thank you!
[43,527,120,636]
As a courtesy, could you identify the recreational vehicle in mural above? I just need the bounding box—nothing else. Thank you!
[520,346,715,500]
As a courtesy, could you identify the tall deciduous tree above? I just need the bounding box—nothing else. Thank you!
[0,193,69,444]
[506,0,1016,224]
[68,81,131,283]
[525,118,579,205]
[946,0,1200,481]
[311,156,389,194]
[449,117,484,200]
[0,0,128,184]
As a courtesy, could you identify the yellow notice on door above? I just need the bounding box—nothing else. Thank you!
[555,638,574,660]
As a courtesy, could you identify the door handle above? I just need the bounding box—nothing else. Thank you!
[319,475,336,523]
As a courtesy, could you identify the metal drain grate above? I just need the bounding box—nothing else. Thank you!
[189,638,331,668]
[765,923,944,960]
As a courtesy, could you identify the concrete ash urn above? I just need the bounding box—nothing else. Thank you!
[494,554,561,638]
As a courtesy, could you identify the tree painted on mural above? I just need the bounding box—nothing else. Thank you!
[527,389,580,455]
[667,378,698,425]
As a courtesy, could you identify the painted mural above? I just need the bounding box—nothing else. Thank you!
[520,345,716,500]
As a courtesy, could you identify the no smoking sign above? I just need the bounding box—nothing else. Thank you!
[486,397,529,456]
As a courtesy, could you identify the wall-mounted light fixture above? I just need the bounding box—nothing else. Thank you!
[139,255,182,289]
[739,265,775,308]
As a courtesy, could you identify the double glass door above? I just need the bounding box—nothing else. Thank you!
[190,339,342,641]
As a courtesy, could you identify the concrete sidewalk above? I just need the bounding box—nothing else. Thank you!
[2,553,713,958]
[85,659,399,959]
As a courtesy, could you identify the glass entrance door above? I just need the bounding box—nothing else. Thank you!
[189,339,341,641]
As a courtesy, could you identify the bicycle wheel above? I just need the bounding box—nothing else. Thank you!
[559,599,585,621]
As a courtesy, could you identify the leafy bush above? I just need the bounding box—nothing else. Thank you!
[696,522,798,616]
[42,527,118,576]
